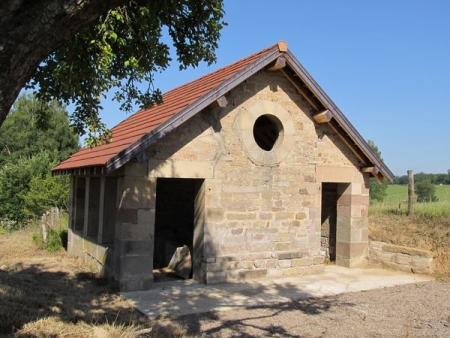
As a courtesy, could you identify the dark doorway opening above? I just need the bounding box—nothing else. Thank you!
[153,178,205,282]
[321,183,338,263]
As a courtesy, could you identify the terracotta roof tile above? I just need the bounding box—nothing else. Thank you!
[53,43,279,172]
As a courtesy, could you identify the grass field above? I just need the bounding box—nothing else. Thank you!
[380,184,450,205]
[370,184,450,218]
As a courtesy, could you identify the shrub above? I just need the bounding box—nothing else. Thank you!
[416,180,438,202]
[32,227,67,252]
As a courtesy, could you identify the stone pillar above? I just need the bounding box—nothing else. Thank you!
[114,162,156,291]
[193,180,206,283]
[336,179,369,268]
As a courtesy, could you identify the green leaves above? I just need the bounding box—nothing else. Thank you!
[0,93,79,167]
[0,94,79,224]
[368,140,388,203]
[26,0,226,145]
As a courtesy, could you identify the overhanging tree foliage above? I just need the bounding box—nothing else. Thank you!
[0,0,226,145]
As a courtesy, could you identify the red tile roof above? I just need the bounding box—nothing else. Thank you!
[53,42,282,173]
[52,41,394,182]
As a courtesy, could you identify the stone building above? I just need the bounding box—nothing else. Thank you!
[53,41,393,291]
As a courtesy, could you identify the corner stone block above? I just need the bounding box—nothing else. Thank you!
[118,256,153,278]
[119,177,154,209]
[336,241,368,258]
[119,275,154,291]
[138,208,155,224]
[118,222,153,240]
[206,208,224,222]
[117,239,153,256]
[124,161,147,177]
[117,208,138,224]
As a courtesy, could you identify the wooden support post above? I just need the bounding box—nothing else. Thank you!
[408,170,414,216]
[208,95,228,109]
[267,57,286,71]
[313,110,332,123]
[83,177,90,237]
[362,166,379,176]
[97,177,106,244]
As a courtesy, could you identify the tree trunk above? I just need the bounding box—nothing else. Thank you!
[0,0,128,126]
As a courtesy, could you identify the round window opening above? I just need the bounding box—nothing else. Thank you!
[253,114,284,151]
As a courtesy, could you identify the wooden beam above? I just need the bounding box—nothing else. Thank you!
[97,177,105,244]
[327,122,366,164]
[277,40,288,52]
[216,95,228,108]
[280,68,320,111]
[362,166,379,175]
[83,177,90,237]
[313,110,332,123]
[267,57,286,71]
[208,95,228,109]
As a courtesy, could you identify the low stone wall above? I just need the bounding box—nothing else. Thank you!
[68,229,114,277]
[369,241,434,274]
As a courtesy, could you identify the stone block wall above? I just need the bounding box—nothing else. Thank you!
[369,241,434,274]
[68,229,114,276]
[141,70,370,284]
[67,68,374,291]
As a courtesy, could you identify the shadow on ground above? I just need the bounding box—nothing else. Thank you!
[0,263,144,336]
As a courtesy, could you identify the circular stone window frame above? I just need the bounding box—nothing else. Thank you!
[237,100,295,166]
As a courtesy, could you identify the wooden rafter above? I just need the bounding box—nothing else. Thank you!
[327,121,367,165]
[280,68,320,111]
[267,57,286,71]
[362,166,379,175]
[313,110,332,123]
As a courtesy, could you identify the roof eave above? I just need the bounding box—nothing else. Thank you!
[51,165,106,177]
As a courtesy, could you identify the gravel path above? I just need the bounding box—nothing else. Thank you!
[158,281,450,337]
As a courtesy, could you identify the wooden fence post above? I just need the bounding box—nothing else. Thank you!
[41,213,47,244]
[407,170,414,216]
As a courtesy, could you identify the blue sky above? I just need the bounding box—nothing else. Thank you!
[94,0,450,176]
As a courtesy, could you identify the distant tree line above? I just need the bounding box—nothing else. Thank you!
[0,94,79,228]
[393,172,450,185]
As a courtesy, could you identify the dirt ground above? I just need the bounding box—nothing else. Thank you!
[1,227,450,337]
[163,281,450,337]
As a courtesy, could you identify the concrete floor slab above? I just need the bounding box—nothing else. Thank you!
[122,266,432,319]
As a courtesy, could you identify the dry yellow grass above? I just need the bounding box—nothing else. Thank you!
[0,225,195,337]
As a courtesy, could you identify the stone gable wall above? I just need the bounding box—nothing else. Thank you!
[112,70,370,289]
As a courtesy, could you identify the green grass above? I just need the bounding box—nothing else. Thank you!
[371,184,450,218]
[382,184,450,204]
